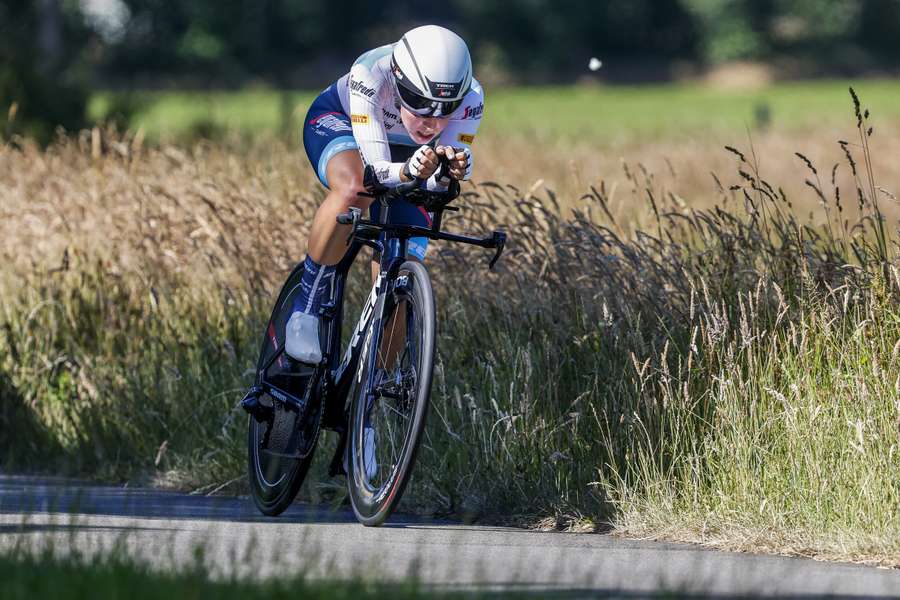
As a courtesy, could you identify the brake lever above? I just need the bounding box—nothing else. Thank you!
[336,206,362,244]
[488,231,507,270]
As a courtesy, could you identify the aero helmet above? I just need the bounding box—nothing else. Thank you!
[391,25,472,118]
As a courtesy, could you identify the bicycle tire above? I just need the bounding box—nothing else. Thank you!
[247,389,320,516]
[246,261,325,517]
[347,260,435,526]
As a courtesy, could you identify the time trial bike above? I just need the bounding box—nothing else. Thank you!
[241,166,506,526]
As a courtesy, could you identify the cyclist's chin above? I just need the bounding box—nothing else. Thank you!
[410,131,437,144]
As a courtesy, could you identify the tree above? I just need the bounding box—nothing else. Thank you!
[0,0,89,142]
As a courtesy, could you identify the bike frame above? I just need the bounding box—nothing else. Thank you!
[244,183,506,473]
[321,201,408,424]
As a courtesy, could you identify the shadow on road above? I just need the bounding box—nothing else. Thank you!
[0,474,445,527]
[3,476,898,598]
[0,523,177,535]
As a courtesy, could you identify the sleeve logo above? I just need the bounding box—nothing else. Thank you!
[349,79,376,98]
[351,114,370,124]
[457,133,475,144]
[462,103,484,120]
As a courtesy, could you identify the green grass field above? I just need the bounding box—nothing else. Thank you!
[88,79,900,142]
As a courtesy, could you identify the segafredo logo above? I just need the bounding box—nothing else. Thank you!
[463,103,483,120]
[350,79,376,98]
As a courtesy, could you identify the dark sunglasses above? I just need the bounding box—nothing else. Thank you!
[397,83,463,117]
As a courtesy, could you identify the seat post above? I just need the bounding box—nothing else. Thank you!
[432,208,443,233]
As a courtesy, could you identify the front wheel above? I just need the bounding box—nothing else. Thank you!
[347,260,435,526]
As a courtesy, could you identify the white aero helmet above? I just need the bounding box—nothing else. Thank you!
[391,25,473,118]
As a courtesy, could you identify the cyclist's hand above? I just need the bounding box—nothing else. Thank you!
[402,145,440,180]
[436,146,472,181]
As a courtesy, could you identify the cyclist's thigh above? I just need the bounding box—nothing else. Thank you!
[324,150,366,195]
[303,85,359,189]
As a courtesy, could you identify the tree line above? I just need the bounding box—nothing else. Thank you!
[3,0,900,139]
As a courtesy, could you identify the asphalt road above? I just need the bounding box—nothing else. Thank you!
[0,474,898,598]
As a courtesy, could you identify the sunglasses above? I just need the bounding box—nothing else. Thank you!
[396,82,463,118]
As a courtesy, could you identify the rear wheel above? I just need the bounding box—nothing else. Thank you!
[347,260,435,526]
[247,388,321,516]
[246,262,326,516]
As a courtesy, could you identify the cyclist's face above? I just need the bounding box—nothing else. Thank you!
[400,107,448,144]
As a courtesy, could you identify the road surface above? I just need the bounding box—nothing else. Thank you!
[0,475,898,597]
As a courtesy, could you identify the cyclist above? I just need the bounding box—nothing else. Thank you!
[285,24,484,364]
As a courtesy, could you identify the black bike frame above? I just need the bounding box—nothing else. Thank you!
[244,185,506,473]
[321,198,416,428]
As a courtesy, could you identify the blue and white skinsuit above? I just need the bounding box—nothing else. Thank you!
[302,43,485,261]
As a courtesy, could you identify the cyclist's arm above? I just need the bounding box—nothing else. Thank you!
[347,64,406,187]
[435,82,484,182]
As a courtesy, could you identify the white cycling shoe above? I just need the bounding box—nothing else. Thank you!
[341,426,378,480]
[284,311,322,364]
[363,426,377,480]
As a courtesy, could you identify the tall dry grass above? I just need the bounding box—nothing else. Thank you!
[1,91,898,563]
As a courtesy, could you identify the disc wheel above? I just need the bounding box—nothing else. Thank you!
[247,389,321,516]
[347,260,435,527]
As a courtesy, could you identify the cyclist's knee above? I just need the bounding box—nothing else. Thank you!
[328,173,369,212]
[330,184,369,213]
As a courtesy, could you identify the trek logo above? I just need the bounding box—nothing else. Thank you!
[431,82,459,98]
[382,108,398,122]
[351,114,369,124]
[463,103,483,120]
[350,79,376,98]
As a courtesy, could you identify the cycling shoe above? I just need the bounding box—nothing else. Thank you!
[285,311,322,364]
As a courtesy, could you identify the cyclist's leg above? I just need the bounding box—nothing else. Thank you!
[288,152,372,362]
[302,90,374,266]
[288,90,372,362]
[308,151,372,265]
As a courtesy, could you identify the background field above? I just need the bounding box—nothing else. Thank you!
[3,81,899,566]
[89,80,900,215]
[90,80,900,142]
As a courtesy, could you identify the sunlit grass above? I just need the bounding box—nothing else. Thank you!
[6,87,900,566]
